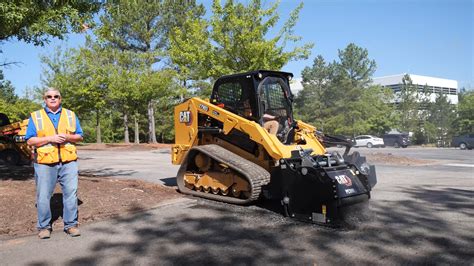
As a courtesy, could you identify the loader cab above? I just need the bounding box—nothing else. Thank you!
[210,70,295,143]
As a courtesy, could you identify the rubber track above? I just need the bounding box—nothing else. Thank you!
[176,144,271,205]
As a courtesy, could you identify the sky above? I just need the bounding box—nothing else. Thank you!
[1,0,473,96]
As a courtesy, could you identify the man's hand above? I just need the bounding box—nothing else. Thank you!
[50,134,67,144]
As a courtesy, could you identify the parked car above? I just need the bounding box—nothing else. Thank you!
[452,134,474,150]
[354,135,384,148]
[383,133,410,148]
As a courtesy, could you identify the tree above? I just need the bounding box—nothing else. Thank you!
[138,68,181,144]
[396,74,420,133]
[0,1,100,126]
[40,41,111,143]
[331,43,380,135]
[295,55,333,130]
[0,97,41,122]
[295,43,395,136]
[169,0,314,83]
[104,49,144,143]
[453,90,474,134]
[335,43,376,89]
[0,70,17,103]
[0,72,40,122]
[168,12,212,86]
[0,1,100,46]
[360,86,396,136]
[426,93,456,142]
[95,0,203,143]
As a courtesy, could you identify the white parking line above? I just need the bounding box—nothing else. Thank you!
[444,163,474,168]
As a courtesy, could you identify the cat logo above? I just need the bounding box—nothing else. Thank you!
[179,111,191,124]
[335,174,352,187]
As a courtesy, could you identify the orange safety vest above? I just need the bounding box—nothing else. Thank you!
[31,108,78,164]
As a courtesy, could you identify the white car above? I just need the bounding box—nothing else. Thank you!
[354,135,384,148]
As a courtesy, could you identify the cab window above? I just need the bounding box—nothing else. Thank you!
[259,77,291,120]
[215,81,257,120]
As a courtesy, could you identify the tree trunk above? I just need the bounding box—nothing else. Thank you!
[148,100,157,143]
[96,110,102,144]
[134,113,139,144]
[123,112,130,143]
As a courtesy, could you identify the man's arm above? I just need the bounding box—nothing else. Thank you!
[27,135,70,147]
[70,115,84,143]
[25,117,48,147]
[65,134,83,143]
[27,134,82,147]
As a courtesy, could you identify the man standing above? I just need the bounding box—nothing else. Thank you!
[26,88,83,239]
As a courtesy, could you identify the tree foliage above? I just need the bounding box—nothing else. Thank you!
[25,1,469,146]
[397,74,422,132]
[453,90,474,134]
[296,43,393,137]
[0,1,100,46]
[41,42,110,143]
[0,69,17,103]
[170,0,313,84]
[425,93,456,142]
[0,69,40,122]
[335,43,376,88]
[94,0,201,143]
[294,55,333,130]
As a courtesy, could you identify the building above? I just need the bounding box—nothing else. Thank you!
[373,74,458,104]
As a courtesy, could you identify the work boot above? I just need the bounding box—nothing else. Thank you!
[38,229,51,239]
[66,226,81,237]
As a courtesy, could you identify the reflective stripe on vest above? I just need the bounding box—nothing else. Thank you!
[34,110,44,131]
[66,109,74,128]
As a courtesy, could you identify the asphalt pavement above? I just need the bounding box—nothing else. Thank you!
[1,147,473,265]
[77,148,180,186]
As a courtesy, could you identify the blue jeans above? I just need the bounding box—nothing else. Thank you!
[34,161,79,231]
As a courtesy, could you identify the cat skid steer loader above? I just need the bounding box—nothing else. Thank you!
[172,70,376,224]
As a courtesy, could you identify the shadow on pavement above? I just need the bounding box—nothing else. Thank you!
[79,168,137,177]
[160,177,177,187]
[26,186,473,265]
[0,164,34,181]
[49,193,84,227]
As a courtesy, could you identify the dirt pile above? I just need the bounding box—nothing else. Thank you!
[365,152,434,166]
[0,169,180,239]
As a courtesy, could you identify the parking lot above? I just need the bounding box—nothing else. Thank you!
[1,146,473,265]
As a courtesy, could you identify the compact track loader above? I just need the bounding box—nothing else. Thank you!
[172,70,376,224]
[0,113,31,165]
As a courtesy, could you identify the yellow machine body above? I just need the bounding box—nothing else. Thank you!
[172,97,326,169]
[171,70,376,224]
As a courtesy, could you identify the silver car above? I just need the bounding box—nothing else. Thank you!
[354,135,385,148]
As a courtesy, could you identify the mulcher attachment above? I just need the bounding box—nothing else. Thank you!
[279,148,376,225]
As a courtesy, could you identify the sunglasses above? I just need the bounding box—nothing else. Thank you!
[46,95,61,99]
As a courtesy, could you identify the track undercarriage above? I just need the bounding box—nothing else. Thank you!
[176,145,271,205]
